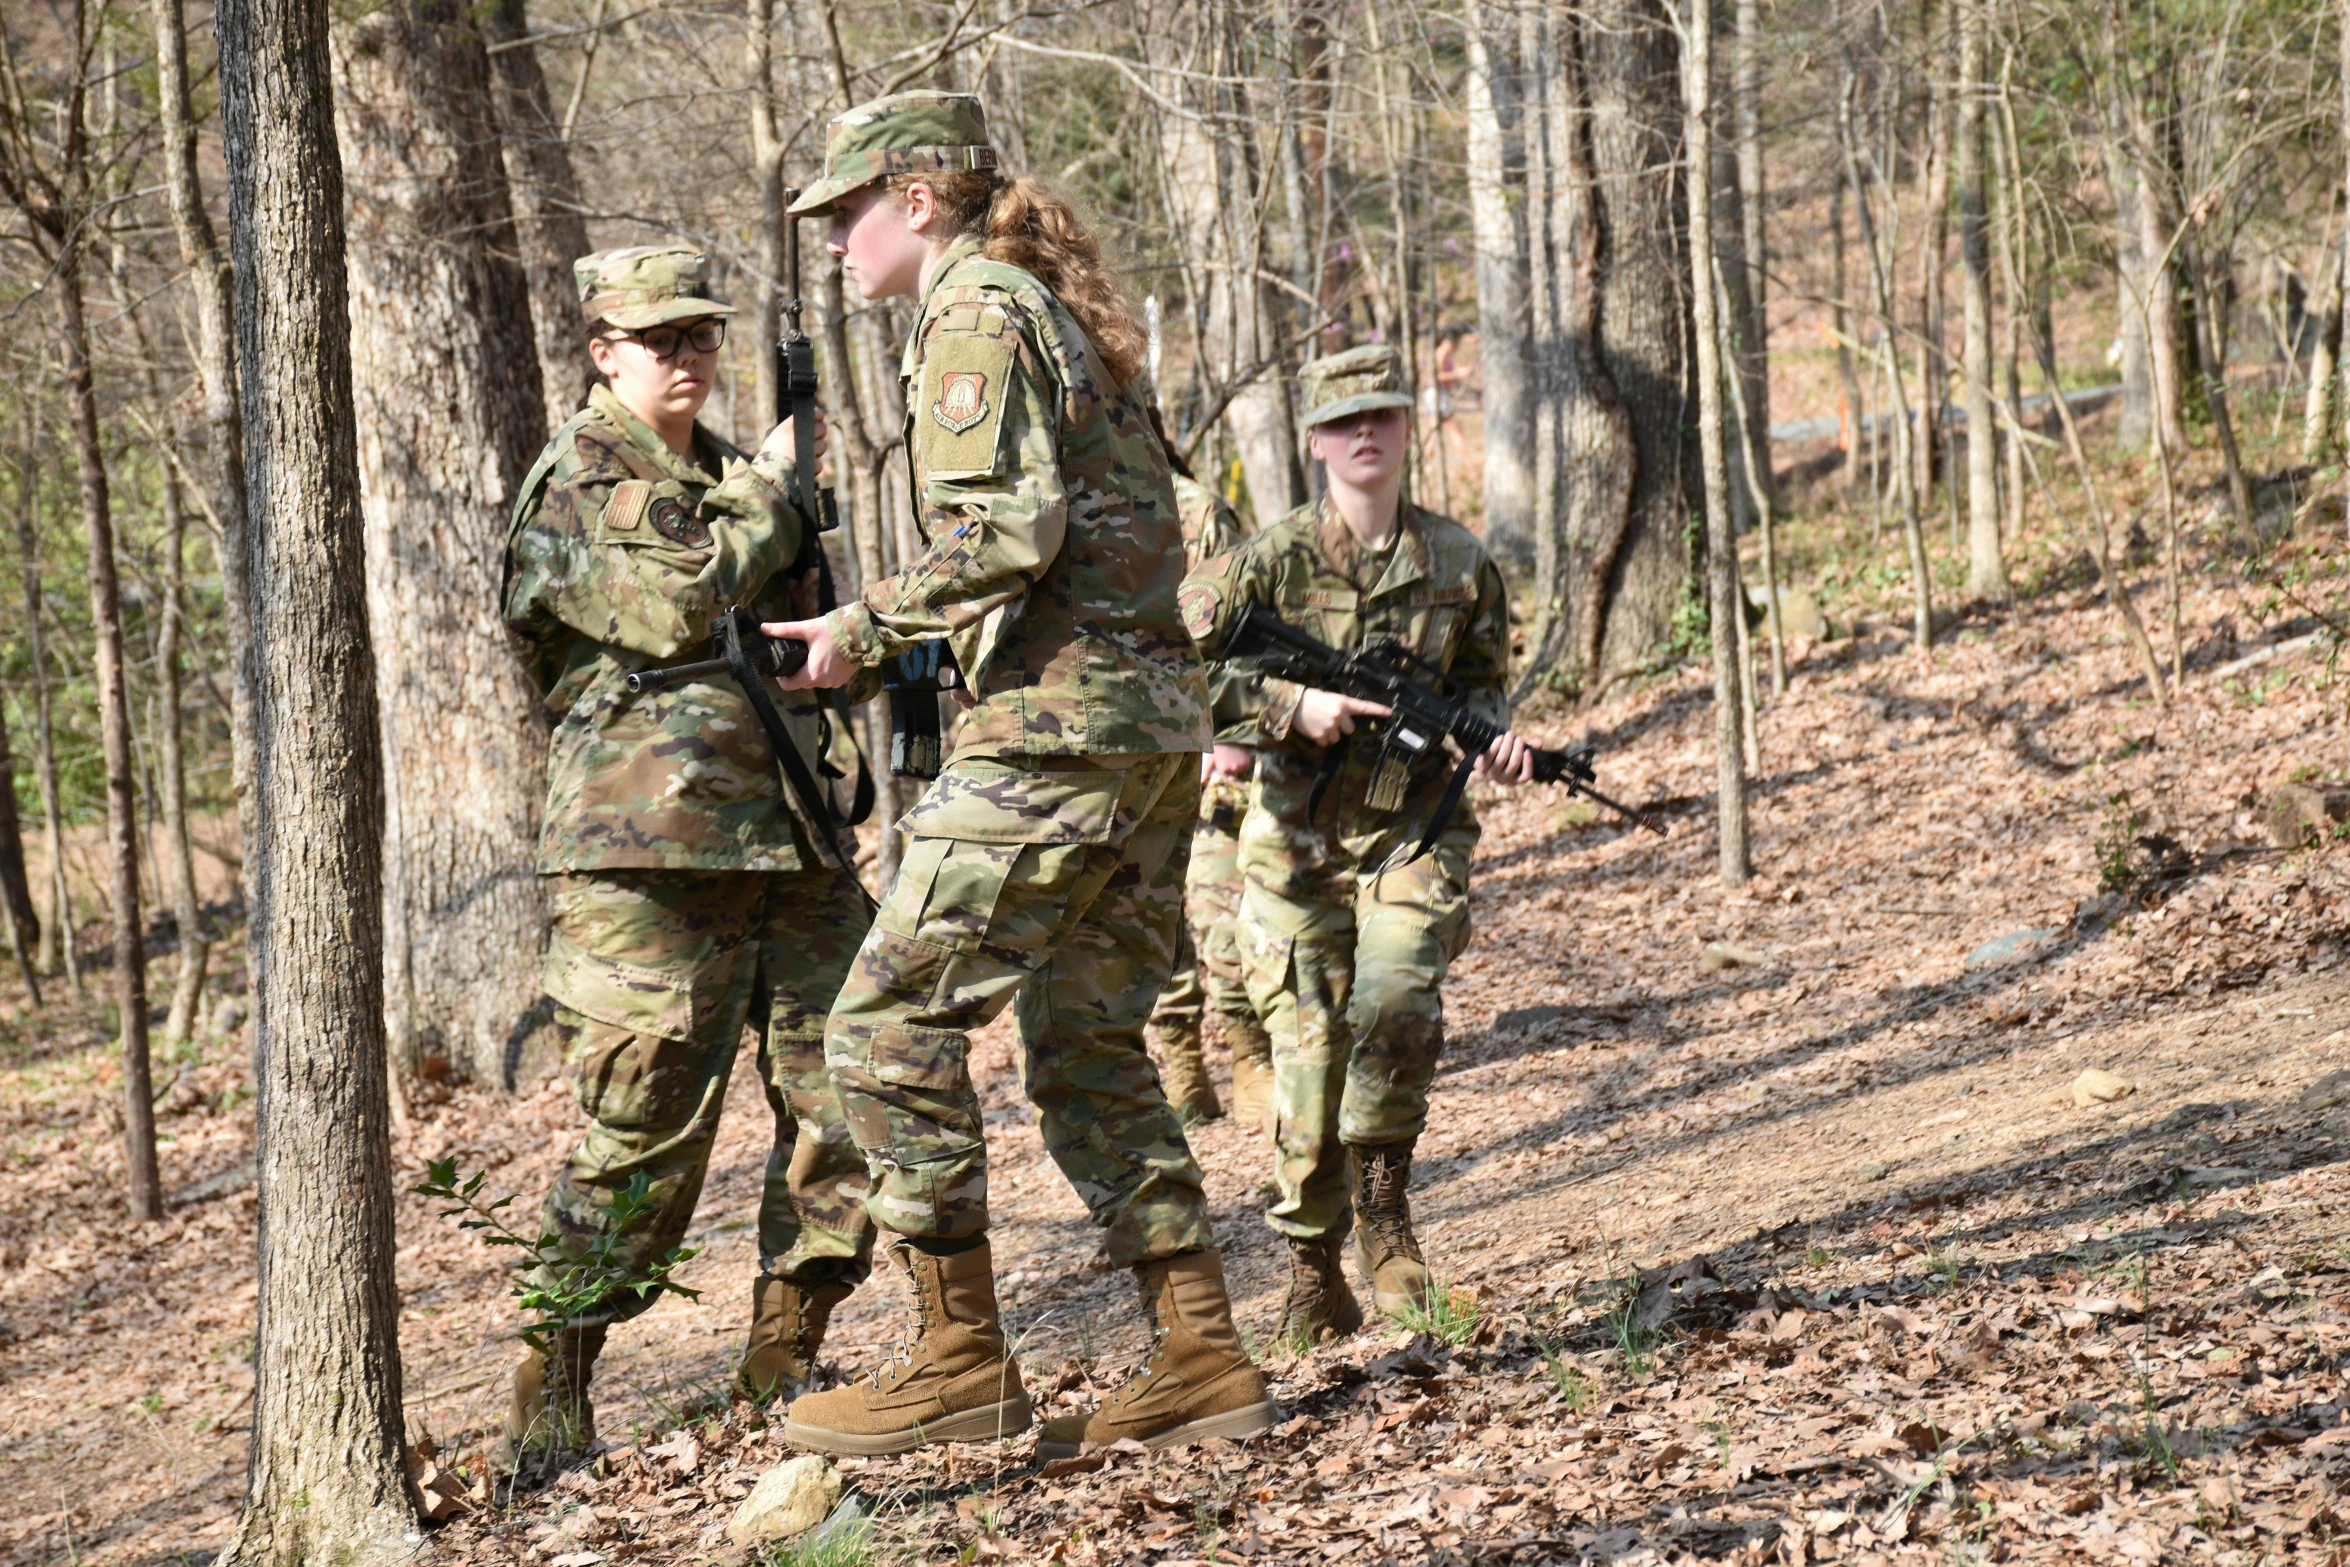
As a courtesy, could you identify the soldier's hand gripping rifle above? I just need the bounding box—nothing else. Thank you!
[619,198,877,832]
[1223,603,1667,862]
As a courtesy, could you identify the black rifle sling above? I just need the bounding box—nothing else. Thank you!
[719,608,857,869]
[1398,750,1479,870]
[805,544,876,827]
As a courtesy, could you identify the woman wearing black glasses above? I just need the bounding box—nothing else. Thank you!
[493,245,878,1472]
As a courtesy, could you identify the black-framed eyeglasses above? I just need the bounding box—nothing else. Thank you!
[607,319,727,360]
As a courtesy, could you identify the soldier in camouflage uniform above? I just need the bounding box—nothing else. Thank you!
[763,91,1274,1460]
[1143,470,1277,1131]
[1180,345,1534,1345]
[496,247,877,1463]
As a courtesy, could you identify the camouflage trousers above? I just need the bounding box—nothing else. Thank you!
[1238,780,1475,1242]
[1147,774,1268,1078]
[824,753,1215,1268]
[529,867,877,1325]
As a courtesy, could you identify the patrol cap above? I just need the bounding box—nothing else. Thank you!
[787,91,1000,218]
[1299,343,1414,429]
[573,246,736,329]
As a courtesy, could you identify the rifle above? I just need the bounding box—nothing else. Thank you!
[616,198,880,837]
[1222,603,1667,861]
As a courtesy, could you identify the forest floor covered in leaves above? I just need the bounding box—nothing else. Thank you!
[2,498,2347,1566]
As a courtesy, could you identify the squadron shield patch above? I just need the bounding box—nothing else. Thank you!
[648,494,710,548]
[1178,580,1222,641]
[932,371,990,434]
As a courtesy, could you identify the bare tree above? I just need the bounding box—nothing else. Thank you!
[0,691,38,1002]
[1958,0,2002,597]
[487,0,598,433]
[336,0,553,1087]
[1463,0,1535,567]
[153,0,254,864]
[1519,0,1692,692]
[0,0,163,1217]
[217,0,411,1550]
[14,424,78,995]
[1687,0,1750,886]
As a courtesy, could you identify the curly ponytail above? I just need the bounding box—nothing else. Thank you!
[889,171,1150,390]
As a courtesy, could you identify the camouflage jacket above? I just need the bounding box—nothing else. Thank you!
[1172,473,1263,749]
[502,384,846,873]
[1178,496,1511,830]
[821,234,1210,761]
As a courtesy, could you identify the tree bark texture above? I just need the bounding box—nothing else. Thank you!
[157,468,211,1043]
[0,688,39,1002]
[1912,0,1953,507]
[219,0,411,1555]
[153,0,255,873]
[1518,0,1689,693]
[747,0,788,434]
[486,0,596,433]
[1462,0,1535,568]
[1731,0,1771,513]
[1957,0,2002,597]
[1687,0,1749,887]
[1153,12,1301,523]
[15,437,78,992]
[2302,195,2342,461]
[337,0,554,1087]
[58,211,161,1221]
[2108,144,2154,452]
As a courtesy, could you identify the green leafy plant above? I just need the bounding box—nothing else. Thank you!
[2095,791,2145,895]
[1538,1339,1592,1410]
[413,1158,698,1351]
[1604,1277,1667,1378]
[1391,1275,1482,1347]
[764,1510,876,1567]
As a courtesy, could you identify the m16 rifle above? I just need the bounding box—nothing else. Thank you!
[619,195,876,835]
[1223,603,1666,862]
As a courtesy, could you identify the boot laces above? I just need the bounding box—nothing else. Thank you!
[1360,1154,1422,1262]
[872,1259,935,1388]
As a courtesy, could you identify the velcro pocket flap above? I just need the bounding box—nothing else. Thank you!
[896,759,1124,845]
[542,930,696,1043]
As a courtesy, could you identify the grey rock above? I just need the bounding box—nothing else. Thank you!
[2300,1070,2350,1112]
[1746,582,1828,640]
[210,998,248,1036]
[1859,1161,1894,1183]
[1966,928,2055,970]
[1699,943,1770,971]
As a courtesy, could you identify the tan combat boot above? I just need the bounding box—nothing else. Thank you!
[781,1240,1031,1456]
[1224,1016,1275,1139]
[1036,1249,1277,1459]
[1277,1235,1364,1350]
[733,1270,856,1404]
[1351,1143,1435,1318]
[496,1323,606,1469]
[1150,1021,1224,1128]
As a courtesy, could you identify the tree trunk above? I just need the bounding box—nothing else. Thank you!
[15,429,78,994]
[747,0,788,437]
[1463,0,1535,568]
[50,51,161,1216]
[156,467,210,1043]
[485,0,596,432]
[337,0,553,1087]
[1912,0,1953,509]
[2179,230,2256,538]
[2109,145,2154,452]
[2121,84,2189,453]
[1732,0,1771,512]
[152,0,255,882]
[1518,0,1689,692]
[2302,195,2343,462]
[218,0,411,1552]
[0,688,39,1003]
[1688,0,1749,886]
[1957,0,2001,597]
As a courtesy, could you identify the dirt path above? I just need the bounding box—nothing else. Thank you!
[2,563,2344,1565]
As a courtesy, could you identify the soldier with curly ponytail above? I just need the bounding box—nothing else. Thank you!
[761,92,1276,1464]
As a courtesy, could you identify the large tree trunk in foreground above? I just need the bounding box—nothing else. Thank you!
[338,0,553,1087]
[1687,0,1749,887]
[486,0,595,432]
[54,157,161,1219]
[219,0,411,1553]
[1519,0,1690,691]
[153,0,255,882]
[1463,0,1535,568]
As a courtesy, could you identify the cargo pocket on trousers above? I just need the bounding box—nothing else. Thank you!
[542,930,702,1128]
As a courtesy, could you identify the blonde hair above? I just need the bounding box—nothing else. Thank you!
[888,171,1149,390]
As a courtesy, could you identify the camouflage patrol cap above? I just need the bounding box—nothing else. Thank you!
[573,246,736,329]
[1299,344,1414,428]
[786,91,1000,218]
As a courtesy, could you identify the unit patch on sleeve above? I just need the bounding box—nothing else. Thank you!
[934,371,990,434]
[916,332,1016,481]
[648,492,710,548]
